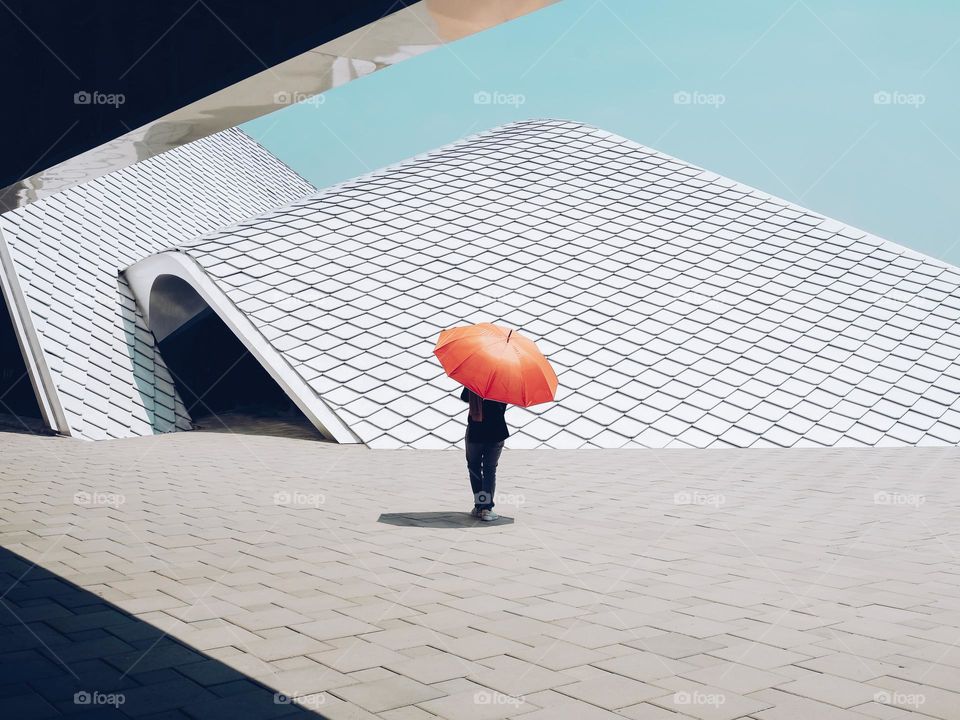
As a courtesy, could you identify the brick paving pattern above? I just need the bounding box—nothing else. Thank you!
[1,430,959,718]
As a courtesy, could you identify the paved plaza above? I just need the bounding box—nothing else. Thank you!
[2,429,960,718]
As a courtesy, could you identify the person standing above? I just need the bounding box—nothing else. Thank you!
[460,386,508,521]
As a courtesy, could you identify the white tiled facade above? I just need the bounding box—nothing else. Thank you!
[0,129,314,439]
[4,118,959,448]
[164,119,960,449]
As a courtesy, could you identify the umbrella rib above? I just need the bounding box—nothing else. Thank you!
[441,351,477,378]
[480,341,506,398]
[512,342,527,406]
[534,354,557,392]
[438,336,503,378]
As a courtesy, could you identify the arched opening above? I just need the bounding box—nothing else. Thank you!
[149,275,322,440]
[0,289,45,432]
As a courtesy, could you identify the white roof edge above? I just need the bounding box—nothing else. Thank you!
[167,119,955,274]
[0,226,70,434]
[578,121,955,271]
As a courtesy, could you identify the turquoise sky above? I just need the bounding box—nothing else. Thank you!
[244,0,960,265]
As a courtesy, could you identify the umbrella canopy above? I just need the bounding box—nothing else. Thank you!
[434,323,558,407]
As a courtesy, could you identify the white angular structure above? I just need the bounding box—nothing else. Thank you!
[0,129,313,439]
[4,119,960,448]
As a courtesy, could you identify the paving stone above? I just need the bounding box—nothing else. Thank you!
[0,692,58,719]
[543,623,628,649]
[881,654,960,693]
[510,602,587,622]
[515,699,627,719]
[796,652,903,682]
[706,642,810,669]
[679,660,791,694]
[507,639,607,670]
[556,671,667,710]
[379,706,436,720]
[594,651,698,681]
[751,688,885,719]
[417,689,534,720]
[360,624,442,651]
[119,677,216,715]
[469,654,575,697]
[778,673,884,708]
[309,640,409,673]
[105,643,206,675]
[434,632,532,661]
[649,682,772,720]
[175,658,247,687]
[867,676,960,720]
[383,651,480,684]
[228,608,313,632]
[242,632,333,661]
[618,702,699,719]
[267,663,356,697]
[332,674,445,713]
[628,633,725,659]
[178,689,296,720]
[172,623,264,651]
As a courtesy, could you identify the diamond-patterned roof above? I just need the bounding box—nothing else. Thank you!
[165,119,960,449]
[0,129,315,439]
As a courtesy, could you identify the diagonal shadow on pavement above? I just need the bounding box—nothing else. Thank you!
[0,546,326,718]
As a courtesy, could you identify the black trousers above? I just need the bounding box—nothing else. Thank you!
[466,438,504,510]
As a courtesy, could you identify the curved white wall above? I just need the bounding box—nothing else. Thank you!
[125,251,359,443]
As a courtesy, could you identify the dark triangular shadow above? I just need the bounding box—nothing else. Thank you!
[0,546,327,718]
[378,512,514,528]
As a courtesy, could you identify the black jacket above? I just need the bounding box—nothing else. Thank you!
[460,387,509,444]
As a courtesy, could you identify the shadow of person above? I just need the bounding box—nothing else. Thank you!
[377,512,514,528]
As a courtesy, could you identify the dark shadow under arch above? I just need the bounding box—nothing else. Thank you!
[0,288,46,433]
[149,274,322,438]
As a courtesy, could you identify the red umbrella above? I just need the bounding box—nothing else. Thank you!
[434,323,558,407]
